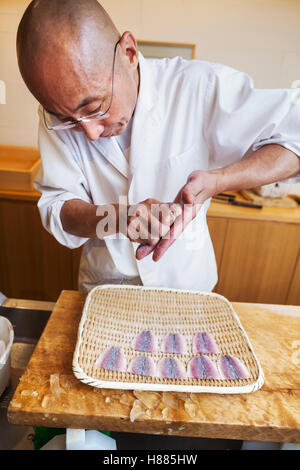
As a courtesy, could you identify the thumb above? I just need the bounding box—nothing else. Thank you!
[180,182,197,205]
[136,243,155,260]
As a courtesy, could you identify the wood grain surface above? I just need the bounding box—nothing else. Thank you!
[286,252,300,305]
[0,199,81,300]
[7,290,300,442]
[0,146,41,192]
[217,219,300,304]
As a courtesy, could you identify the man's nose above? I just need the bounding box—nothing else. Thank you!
[79,120,105,141]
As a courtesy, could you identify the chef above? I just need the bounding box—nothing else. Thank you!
[17,0,300,292]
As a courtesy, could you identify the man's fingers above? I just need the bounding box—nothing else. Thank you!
[180,185,195,205]
[152,204,201,262]
[135,212,181,261]
[135,201,200,262]
[136,203,200,262]
[152,208,192,261]
[169,202,182,220]
[136,243,155,260]
[151,225,177,262]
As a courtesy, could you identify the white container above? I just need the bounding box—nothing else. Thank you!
[66,429,117,450]
[0,316,14,397]
[41,430,117,450]
[253,175,300,199]
[253,182,292,199]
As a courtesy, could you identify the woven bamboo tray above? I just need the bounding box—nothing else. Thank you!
[72,285,264,394]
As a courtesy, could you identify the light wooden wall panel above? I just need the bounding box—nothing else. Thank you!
[286,249,300,305]
[0,198,76,301]
[216,219,300,304]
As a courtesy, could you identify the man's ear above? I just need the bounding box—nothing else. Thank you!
[119,31,139,69]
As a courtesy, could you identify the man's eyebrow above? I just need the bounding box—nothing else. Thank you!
[73,96,100,113]
[45,96,102,117]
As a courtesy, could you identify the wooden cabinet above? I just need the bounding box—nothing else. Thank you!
[0,197,81,301]
[286,249,300,305]
[214,219,300,304]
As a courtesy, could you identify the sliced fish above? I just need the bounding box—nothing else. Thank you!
[162,332,187,354]
[95,346,126,372]
[187,356,220,380]
[128,356,156,377]
[192,332,220,354]
[218,355,250,380]
[131,330,157,353]
[158,357,187,380]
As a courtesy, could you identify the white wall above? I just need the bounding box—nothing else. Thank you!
[1,0,300,146]
[0,0,39,146]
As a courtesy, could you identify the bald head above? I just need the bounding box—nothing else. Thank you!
[17,0,120,107]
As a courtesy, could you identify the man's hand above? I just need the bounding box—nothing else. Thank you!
[136,170,219,261]
[60,198,181,243]
[136,144,300,262]
[123,198,182,246]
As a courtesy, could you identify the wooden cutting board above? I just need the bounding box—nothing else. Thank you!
[7,290,300,442]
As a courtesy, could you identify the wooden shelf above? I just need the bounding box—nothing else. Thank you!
[209,195,300,224]
[0,146,41,193]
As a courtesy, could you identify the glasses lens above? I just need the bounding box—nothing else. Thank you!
[44,109,110,130]
[56,122,76,130]
[84,111,110,122]
[44,110,75,130]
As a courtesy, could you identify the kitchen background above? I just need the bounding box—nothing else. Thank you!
[0,0,300,304]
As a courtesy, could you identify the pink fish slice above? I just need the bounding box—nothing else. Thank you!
[187,356,220,380]
[218,355,250,380]
[131,330,157,353]
[192,332,220,354]
[128,356,156,377]
[158,357,187,380]
[95,346,126,372]
[162,332,187,354]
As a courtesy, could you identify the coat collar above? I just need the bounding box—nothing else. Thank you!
[129,53,162,173]
[92,53,160,178]
[135,52,159,112]
[92,134,129,178]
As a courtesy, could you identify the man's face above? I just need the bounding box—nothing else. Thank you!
[40,33,139,141]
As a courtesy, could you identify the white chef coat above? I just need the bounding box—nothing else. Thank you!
[35,52,300,292]
[115,117,132,162]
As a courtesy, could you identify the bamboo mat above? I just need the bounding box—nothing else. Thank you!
[73,285,264,393]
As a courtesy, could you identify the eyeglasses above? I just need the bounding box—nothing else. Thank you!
[43,39,120,131]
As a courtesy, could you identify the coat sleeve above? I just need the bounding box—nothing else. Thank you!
[34,107,91,249]
[204,64,300,169]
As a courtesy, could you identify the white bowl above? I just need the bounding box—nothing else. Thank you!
[0,316,14,397]
[253,182,292,199]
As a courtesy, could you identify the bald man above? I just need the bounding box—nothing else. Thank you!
[17,0,300,292]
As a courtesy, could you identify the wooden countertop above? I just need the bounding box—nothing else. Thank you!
[0,188,41,202]
[209,197,300,224]
[7,290,300,442]
[3,298,55,311]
